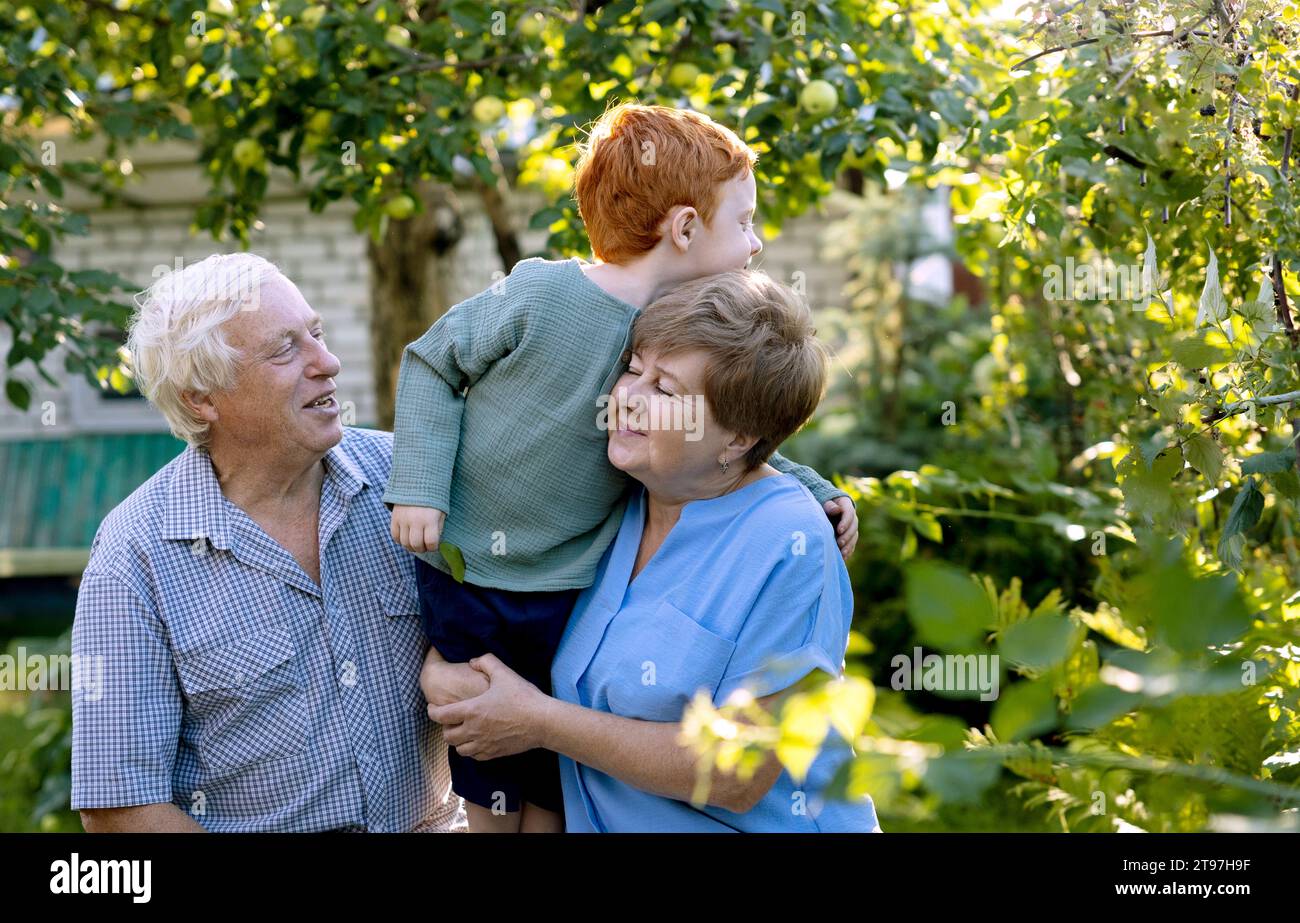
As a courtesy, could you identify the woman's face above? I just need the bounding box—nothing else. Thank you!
[606,348,748,499]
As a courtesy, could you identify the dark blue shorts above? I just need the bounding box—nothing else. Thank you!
[415,556,577,815]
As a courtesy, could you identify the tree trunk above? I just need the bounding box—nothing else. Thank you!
[366,180,465,430]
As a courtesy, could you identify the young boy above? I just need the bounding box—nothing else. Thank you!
[385,103,857,833]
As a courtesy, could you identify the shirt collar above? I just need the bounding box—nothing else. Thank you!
[161,439,370,546]
[323,438,370,497]
[161,445,233,548]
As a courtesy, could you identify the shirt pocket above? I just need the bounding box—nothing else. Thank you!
[603,599,737,722]
[379,581,428,715]
[176,624,307,775]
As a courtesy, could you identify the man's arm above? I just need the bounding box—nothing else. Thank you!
[81,803,206,833]
[71,571,190,829]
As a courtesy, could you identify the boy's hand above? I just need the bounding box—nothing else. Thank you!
[391,504,446,554]
[823,498,859,560]
[420,645,490,711]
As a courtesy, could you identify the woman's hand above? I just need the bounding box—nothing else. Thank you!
[420,645,489,711]
[427,654,552,760]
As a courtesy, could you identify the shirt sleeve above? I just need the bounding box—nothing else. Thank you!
[70,571,182,811]
[767,451,847,505]
[382,286,529,512]
[714,540,855,703]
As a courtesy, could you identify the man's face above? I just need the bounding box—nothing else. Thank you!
[682,170,764,276]
[209,273,343,457]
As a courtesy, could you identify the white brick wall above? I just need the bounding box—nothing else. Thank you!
[3,160,851,439]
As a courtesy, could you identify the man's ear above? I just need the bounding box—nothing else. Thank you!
[181,390,219,425]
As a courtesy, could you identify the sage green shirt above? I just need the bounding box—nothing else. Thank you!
[383,256,845,591]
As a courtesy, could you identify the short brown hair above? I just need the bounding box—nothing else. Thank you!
[573,102,758,264]
[631,271,829,471]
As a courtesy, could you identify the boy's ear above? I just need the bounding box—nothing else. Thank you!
[667,205,699,252]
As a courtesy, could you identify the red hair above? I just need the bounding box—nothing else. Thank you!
[573,103,758,264]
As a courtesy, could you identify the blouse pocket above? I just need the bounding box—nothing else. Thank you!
[176,624,307,774]
[603,599,737,722]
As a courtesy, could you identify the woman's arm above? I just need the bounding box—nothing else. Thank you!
[537,691,787,814]
[430,654,786,814]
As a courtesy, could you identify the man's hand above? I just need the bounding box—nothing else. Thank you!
[824,497,859,559]
[391,504,446,554]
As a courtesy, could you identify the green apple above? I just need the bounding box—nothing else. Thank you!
[519,13,544,38]
[232,138,264,170]
[299,4,325,29]
[800,79,838,117]
[384,195,417,220]
[472,95,505,124]
[306,110,331,135]
[271,32,296,60]
[385,25,411,48]
[669,62,700,89]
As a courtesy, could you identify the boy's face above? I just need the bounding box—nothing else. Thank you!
[678,170,763,277]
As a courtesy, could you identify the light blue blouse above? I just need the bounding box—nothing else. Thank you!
[550,473,882,833]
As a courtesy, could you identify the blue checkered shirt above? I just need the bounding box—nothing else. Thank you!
[70,427,466,832]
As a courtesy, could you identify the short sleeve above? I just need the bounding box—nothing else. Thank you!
[71,572,182,811]
[714,548,854,703]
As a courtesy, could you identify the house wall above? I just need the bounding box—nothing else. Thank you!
[1,139,857,439]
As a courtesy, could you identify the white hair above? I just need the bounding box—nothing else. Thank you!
[126,253,281,446]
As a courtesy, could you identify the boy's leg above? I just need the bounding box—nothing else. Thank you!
[466,802,522,834]
[518,803,563,833]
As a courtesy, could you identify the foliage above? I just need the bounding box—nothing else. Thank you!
[689,0,1300,831]
[0,631,78,832]
[0,0,962,404]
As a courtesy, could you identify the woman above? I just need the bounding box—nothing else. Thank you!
[423,270,880,832]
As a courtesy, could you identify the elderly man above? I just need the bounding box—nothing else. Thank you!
[71,252,465,832]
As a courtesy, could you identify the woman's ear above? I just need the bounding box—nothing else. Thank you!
[181,390,220,425]
[725,431,760,458]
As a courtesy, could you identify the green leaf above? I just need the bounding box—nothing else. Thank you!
[1170,334,1230,369]
[1219,477,1264,546]
[990,678,1058,742]
[1241,448,1296,475]
[824,679,874,743]
[998,612,1081,672]
[1117,449,1182,522]
[1268,468,1300,502]
[1184,432,1223,482]
[5,377,31,411]
[1064,682,1141,730]
[921,749,1001,803]
[912,513,943,543]
[903,560,993,652]
[1132,544,1253,653]
[439,541,466,583]
[899,526,917,561]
